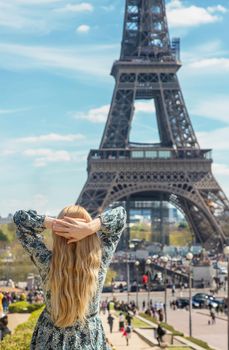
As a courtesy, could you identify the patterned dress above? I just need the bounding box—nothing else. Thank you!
[13,206,126,350]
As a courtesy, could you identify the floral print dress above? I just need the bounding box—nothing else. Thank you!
[13,206,126,350]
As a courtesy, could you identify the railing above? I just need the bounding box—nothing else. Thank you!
[88,147,212,161]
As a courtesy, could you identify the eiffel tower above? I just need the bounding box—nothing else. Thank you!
[77,0,229,251]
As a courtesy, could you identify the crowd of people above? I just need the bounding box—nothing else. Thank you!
[0,289,44,341]
[100,298,135,346]
[100,291,229,348]
[100,297,167,347]
[0,289,44,313]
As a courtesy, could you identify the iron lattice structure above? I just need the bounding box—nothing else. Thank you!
[77,0,229,251]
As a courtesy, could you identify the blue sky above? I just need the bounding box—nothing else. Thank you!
[0,0,229,216]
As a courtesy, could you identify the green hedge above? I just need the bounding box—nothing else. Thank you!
[0,307,44,350]
[186,336,215,350]
[139,313,184,336]
[139,313,215,349]
[8,302,44,314]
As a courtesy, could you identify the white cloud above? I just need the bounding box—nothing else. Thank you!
[197,127,229,150]
[21,148,87,167]
[0,107,29,115]
[5,194,49,215]
[0,42,113,78]
[101,5,115,12]
[13,0,63,3]
[191,96,229,123]
[213,163,229,176]
[167,0,227,28]
[135,101,155,114]
[0,133,87,161]
[212,164,229,200]
[0,1,93,32]
[75,105,110,123]
[188,58,229,71]
[31,194,48,210]
[23,148,72,167]
[0,2,47,31]
[0,149,16,156]
[16,133,85,143]
[74,101,155,123]
[181,41,229,76]
[76,24,90,33]
[207,5,227,14]
[185,40,223,57]
[54,3,93,13]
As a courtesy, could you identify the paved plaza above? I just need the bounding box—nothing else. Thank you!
[7,313,30,333]
[4,289,228,350]
[102,290,227,350]
[100,312,155,350]
[168,309,225,350]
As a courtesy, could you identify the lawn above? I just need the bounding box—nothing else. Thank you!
[132,317,151,328]
[115,311,151,328]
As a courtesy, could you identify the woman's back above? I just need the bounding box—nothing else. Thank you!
[13,206,126,350]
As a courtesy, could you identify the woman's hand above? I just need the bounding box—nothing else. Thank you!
[52,217,101,244]
[44,216,55,230]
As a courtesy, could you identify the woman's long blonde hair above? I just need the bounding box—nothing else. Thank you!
[49,205,101,328]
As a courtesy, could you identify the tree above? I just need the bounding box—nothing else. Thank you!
[130,223,152,241]
[0,229,8,242]
[105,268,117,286]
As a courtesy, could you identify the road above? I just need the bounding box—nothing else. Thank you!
[168,308,226,350]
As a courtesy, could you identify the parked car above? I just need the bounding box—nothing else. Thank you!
[175,297,200,309]
[102,286,113,293]
[130,283,145,292]
[213,298,225,308]
[192,293,209,307]
[151,284,165,292]
[192,293,218,308]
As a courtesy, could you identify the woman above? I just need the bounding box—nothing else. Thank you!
[0,314,11,341]
[118,312,125,331]
[13,205,126,349]
[0,291,3,317]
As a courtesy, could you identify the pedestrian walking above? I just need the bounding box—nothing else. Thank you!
[0,292,4,317]
[179,282,183,297]
[125,312,133,326]
[2,294,8,313]
[156,324,166,346]
[210,309,216,324]
[119,312,125,331]
[107,313,114,333]
[13,206,126,349]
[0,315,11,341]
[158,308,164,322]
[122,324,131,346]
[101,300,107,314]
[142,274,148,290]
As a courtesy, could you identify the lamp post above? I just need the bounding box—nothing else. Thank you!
[223,246,229,350]
[186,252,193,337]
[126,243,135,304]
[135,260,140,309]
[146,258,152,309]
[161,256,169,323]
[126,251,131,304]
[6,251,13,284]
